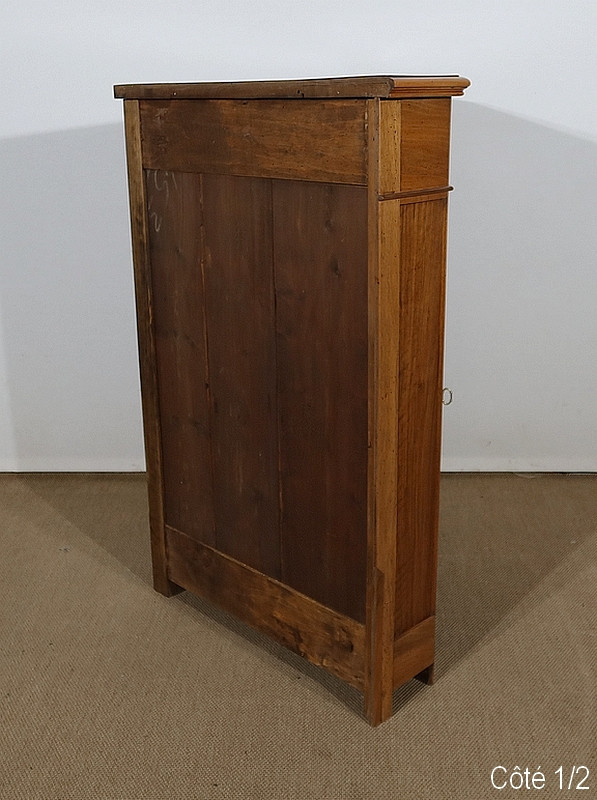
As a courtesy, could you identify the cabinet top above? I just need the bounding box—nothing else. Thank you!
[114,75,470,101]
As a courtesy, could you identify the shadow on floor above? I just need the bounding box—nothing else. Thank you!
[436,473,597,675]
[21,471,597,721]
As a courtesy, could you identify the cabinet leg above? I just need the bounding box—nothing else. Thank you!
[364,568,395,726]
[151,541,183,597]
[153,573,184,597]
[415,663,435,685]
[364,682,394,727]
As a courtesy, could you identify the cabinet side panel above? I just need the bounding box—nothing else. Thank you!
[146,170,216,546]
[201,174,280,578]
[399,100,451,192]
[395,198,448,636]
[273,180,369,623]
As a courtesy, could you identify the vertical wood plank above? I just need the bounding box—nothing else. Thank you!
[145,170,216,547]
[395,198,448,638]
[201,174,280,577]
[273,179,369,622]
[378,100,401,195]
[122,102,180,595]
[364,99,401,725]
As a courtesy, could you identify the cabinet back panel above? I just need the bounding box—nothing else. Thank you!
[201,174,281,577]
[146,170,216,546]
[146,171,368,622]
[274,180,369,623]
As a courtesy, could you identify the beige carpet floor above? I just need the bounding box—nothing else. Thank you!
[0,473,595,799]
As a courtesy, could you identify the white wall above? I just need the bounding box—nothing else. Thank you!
[1,0,596,471]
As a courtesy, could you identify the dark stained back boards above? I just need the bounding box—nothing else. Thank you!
[115,75,469,726]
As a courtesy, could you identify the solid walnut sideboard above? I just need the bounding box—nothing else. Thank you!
[115,75,469,725]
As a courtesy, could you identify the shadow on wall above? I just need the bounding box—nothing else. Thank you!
[444,102,597,471]
[0,105,596,471]
[0,124,145,470]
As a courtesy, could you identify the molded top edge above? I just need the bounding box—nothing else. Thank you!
[114,75,470,101]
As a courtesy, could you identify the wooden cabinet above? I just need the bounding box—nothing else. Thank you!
[115,75,469,725]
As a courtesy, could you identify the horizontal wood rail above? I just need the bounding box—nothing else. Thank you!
[166,526,366,690]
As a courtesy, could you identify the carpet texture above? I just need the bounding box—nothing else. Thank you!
[0,473,595,799]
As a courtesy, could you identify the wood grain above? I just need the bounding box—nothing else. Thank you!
[201,174,280,577]
[139,99,367,185]
[395,198,448,637]
[378,100,401,195]
[115,75,470,101]
[122,103,180,596]
[364,99,401,726]
[399,100,451,192]
[393,615,435,688]
[166,525,366,689]
[145,170,216,547]
[273,180,369,623]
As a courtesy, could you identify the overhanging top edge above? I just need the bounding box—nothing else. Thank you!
[114,75,470,101]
